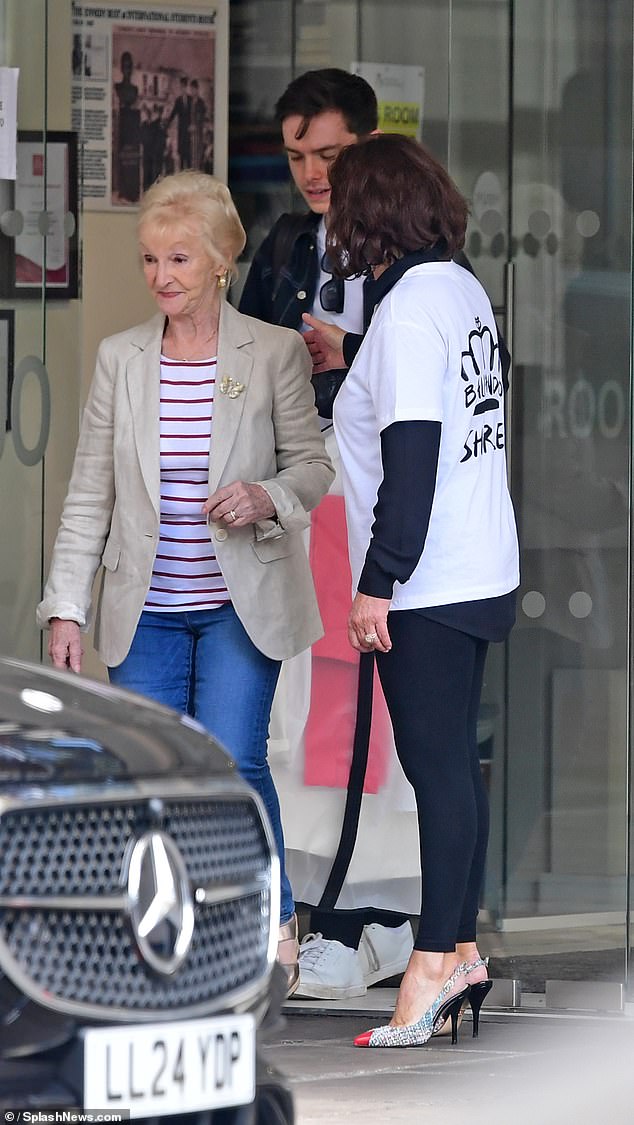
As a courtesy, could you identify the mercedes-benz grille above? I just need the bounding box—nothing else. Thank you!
[0,792,273,1020]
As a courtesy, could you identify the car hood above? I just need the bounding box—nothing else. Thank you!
[0,656,237,786]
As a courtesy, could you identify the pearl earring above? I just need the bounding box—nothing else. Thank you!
[217,272,228,289]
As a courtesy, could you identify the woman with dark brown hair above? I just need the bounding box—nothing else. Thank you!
[326,135,519,1047]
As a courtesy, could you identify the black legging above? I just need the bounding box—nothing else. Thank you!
[375,611,489,952]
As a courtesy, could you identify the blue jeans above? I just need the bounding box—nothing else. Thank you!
[108,605,293,923]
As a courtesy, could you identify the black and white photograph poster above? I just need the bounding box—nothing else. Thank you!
[71,2,228,210]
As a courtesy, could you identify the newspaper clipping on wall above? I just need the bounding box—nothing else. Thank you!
[71,2,228,210]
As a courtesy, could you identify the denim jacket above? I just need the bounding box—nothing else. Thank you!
[239,211,322,328]
[239,210,375,331]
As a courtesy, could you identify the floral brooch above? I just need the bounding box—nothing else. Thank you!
[219,376,245,399]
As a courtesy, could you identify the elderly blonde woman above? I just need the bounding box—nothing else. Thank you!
[37,171,334,993]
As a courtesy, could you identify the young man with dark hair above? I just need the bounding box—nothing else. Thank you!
[239,68,415,1002]
[239,68,377,351]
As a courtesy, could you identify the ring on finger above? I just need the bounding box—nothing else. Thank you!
[229,509,237,522]
[364,632,378,644]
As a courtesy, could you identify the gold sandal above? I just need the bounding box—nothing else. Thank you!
[278,913,300,997]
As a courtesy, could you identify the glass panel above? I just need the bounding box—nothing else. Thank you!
[229,0,633,1000]
[0,0,48,660]
[505,0,632,983]
[357,0,449,160]
[229,0,360,294]
[0,0,82,663]
[448,0,511,920]
[228,0,451,286]
[229,0,294,291]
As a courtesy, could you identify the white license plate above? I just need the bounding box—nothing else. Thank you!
[82,1013,255,1118]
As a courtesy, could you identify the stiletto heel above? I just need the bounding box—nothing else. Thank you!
[432,989,468,1038]
[468,979,492,1038]
[460,956,491,1038]
[432,988,469,1044]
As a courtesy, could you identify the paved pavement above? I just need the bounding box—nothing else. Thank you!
[261,990,634,1124]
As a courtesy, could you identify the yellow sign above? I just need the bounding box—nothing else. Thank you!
[351,63,425,141]
[378,101,421,137]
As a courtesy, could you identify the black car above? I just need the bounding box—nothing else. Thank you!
[0,656,293,1124]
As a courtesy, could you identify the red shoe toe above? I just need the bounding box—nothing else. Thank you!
[353,1029,375,1047]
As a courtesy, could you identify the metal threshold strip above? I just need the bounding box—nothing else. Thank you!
[284,977,628,1017]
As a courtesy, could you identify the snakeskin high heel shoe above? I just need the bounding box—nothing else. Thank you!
[354,962,469,1048]
[433,954,491,1038]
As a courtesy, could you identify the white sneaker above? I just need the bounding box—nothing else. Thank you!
[358,921,414,986]
[294,932,367,1000]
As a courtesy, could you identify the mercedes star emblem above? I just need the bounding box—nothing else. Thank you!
[125,830,195,975]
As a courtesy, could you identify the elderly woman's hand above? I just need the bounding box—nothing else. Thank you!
[49,617,84,673]
[203,481,276,528]
[348,592,392,654]
[302,313,347,374]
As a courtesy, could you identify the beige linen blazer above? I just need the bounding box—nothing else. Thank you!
[37,301,334,666]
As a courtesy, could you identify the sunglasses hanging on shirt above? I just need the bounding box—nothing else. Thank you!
[319,251,345,314]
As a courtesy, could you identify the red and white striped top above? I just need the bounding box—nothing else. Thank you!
[144,356,231,612]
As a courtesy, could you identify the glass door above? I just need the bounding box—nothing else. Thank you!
[228,0,634,1003]
[446,0,512,929]
[0,0,82,663]
[0,0,49,660]
[450,0,633,999]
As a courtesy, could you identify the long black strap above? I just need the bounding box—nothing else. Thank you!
[315,249,441,910]
[316,651,375,910]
